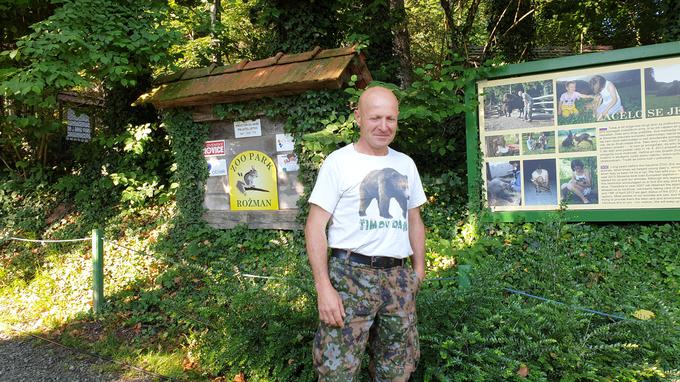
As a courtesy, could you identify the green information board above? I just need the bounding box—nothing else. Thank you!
[466,41,680,222]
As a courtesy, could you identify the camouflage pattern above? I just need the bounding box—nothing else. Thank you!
[313,256,421,381]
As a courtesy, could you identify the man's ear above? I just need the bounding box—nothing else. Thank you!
[354,108,361,126]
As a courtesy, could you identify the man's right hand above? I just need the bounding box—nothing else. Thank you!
[316,284,345,327]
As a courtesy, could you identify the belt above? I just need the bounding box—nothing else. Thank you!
[331,248,405,269]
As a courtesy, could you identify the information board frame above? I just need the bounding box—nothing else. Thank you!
[466,41,680,222]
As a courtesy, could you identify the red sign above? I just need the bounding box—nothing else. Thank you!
[204,140,225,156]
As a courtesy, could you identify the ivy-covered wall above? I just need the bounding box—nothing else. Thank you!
[163,109,209,228]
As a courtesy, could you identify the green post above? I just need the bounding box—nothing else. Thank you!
[92,229,104,314]
[458,264,472,290]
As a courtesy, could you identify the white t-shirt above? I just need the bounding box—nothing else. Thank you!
[308,144,427,259]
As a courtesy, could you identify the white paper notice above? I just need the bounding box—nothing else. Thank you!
[277,153,299,174]
[234,119,262,138]
[275,133,295,151]
[207,157,227,177]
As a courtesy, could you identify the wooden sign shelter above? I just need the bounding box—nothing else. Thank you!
[137,46,372,229]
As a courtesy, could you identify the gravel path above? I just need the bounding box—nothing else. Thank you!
[0,329,155,382]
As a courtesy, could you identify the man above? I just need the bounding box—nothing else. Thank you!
[305,86,427,381]
[518,89,533,122]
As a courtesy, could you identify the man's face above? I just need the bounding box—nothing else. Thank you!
[354,88,399,154]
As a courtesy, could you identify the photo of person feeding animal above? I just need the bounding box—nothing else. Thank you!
[556,69,642,126]
[482,80,554,131]
[558,128,597,153]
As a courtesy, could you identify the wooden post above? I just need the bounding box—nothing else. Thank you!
[458,264,472,290]
[92,229,104,313]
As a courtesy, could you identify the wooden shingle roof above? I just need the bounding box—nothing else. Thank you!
[137,46,371,109]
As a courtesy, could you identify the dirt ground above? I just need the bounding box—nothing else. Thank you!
[484,110,554,131]
[0,328,155,382]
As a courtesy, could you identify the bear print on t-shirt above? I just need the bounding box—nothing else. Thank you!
[358,168,409,219]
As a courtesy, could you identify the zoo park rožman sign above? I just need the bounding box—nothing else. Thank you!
[228,150,279,211]
[466,41,680,222]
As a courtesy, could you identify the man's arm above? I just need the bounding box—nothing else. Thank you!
[305,204,345,327]
[408,206,426,281]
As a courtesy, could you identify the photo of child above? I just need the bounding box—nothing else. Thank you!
[485,161,521,207]
[523,159,557,206]
[557,81,596,117]
[482,80,554,131]
[556,69,642,125]
[557,128,597,153]
[644,63,680,118]
[484,134,520,157]
[559,157,598,205]
[521,131,555,155]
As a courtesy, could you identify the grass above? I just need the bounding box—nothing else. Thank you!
[0,203,192,379]
[646,94,680,115]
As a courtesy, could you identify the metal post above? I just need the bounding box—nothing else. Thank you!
[458,264,471,290]
[92,229,104,313]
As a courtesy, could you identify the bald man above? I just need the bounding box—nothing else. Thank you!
[305,86,426,380]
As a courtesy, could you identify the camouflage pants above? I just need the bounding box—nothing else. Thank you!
[313,256,420,381]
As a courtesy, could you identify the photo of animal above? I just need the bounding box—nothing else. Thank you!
[521,131,555,155]
[522,159,557,206]
[501,92,524,117]
[485,161,521,207]
[482,80,555,131]
[531,168,550,193]
[558,128,597,153]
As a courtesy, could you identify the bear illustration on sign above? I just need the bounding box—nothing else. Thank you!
[359,168,410,219]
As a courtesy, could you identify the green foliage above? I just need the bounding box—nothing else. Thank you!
[3,0,179,96]
[166,0,271,68]
[414,218,680,381]
[0,0,179,173]
[389,58,496,177]
[534,0,680,50]
[247,0,402,81]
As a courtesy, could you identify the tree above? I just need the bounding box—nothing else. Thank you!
[533,0,680,52]
[0,0,179,172]
[391,0,414,87]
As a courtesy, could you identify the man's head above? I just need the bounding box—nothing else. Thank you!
[354,86,399,156]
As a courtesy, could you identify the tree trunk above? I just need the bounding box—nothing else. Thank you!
[440,0,483,63]
[211,0,222,65]
[390,0,413,88]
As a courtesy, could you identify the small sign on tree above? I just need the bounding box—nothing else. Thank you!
[66,109,91,142]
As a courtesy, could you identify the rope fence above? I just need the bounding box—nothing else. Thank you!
[3,236,91,243]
